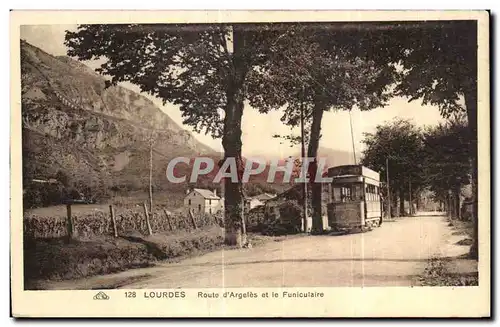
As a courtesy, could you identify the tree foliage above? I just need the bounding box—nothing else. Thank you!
[340,20,478,256]
[245,25,397,232]
[331,21,477,119]
[64,23,316,244]
[361,117,473,219]
[421,119,472,211]
[361,118,425,215]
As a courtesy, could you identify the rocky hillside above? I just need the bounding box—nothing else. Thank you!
[20,40,219,207]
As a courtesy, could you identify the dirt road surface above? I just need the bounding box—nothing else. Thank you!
[44,213,464,289]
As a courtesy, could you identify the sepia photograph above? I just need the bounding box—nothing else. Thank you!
[10,10,490,317]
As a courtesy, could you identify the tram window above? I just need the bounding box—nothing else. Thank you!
[333,185,370,202]
[356,185,363,200]
[333,187,341,201]
[340,187,352,202]
[366,185,376,201]
[343,187,351,201]
[357,185,363,200]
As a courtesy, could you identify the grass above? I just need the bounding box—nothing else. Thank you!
[24,225,224,289]
[24,193,183,219]
[418,218,478,287]
[448,219,474,238]
[23,226,287,289]
[418,257,478,286]
[25,203,110,218]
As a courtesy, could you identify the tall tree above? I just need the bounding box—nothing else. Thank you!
[342,20,479,258]
[65,23,288,246]
[361,119,425,217]
[422,120,472,220]
[247,26,396,233]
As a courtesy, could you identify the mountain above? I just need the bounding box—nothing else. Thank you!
[314,147,357,167]
[256,147,356,167]
[20,40,221,208]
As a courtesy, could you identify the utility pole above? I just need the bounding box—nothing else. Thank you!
[349,109,357,164]
[148,131,154,214]
[300,102,308,233]
[386,157,391,218]
[448,191,452,219]
[409,177,412,216]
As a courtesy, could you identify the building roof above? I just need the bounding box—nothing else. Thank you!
[252,193,276,201]
[190,188,220,200]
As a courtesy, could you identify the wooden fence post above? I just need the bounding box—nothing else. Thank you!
[189,209,198,229]
[164,209,173,231]
[143,202,153,235]
[66,204,73,242]
[109,205,118,237]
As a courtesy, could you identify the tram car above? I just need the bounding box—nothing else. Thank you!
[326,165,383,232]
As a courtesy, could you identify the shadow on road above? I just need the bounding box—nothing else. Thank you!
[169,257,459,269]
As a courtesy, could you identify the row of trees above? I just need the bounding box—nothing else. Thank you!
[361,118,472,219]
[65,21,478,256]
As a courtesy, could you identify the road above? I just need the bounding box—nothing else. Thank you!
[45,213,461,289]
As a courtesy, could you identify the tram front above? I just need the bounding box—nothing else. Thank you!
[326,165,382,232]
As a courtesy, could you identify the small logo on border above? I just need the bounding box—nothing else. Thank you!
[93,291,110,300]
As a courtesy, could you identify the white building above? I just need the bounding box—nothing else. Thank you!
[252,193,276,202]
[245,197,264,211]
[184,188,224,214]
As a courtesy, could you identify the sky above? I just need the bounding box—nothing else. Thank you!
[20,24,446,158]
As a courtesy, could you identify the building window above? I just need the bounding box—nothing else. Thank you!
[209,199,212,205]
[188,199,191,205]
[198,204,201,212]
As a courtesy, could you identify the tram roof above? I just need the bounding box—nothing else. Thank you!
[328,165,380,181]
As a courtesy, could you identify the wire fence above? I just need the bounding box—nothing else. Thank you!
[24,204,223,240]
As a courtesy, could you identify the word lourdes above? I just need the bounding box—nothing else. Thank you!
[165,156,336,184]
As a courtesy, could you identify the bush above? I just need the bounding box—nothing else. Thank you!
[262,220,301,236]
[24,226,225,286]
[246,206,266,232]
[278,201,302,229]
[258,200,302,236]
[23,206,222,240]
[23,183,65,209]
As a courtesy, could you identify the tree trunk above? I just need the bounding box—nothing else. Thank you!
[454,187,461,220]
[399,186,405,217]
[464,27,478,258]
[392,191,398,217]
[465,87,478,259]
[450,192,456,219]
[149,136,154,213]
[300,104,308,232]
[307,101,326,234]
[221,27,248,247]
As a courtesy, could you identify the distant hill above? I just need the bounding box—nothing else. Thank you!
[20,40,221,208]
[309,147,356,167]
[259,147,355,166]
[20,40,293,209]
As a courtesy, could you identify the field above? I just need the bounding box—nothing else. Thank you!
[25,203,113,218]
[24,226,226,289]
[23,201,283,289]
[24,190,186,218]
